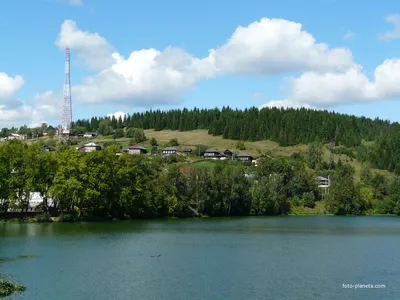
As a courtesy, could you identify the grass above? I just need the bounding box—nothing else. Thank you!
[290,201,330,216]
[32,129,394,181]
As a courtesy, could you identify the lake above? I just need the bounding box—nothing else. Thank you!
[1,216,400,300]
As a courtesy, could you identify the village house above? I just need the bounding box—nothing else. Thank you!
[179,148,193,155]
[203,149,233,160]
[83,132,97,138]
[77,142,102,153]
[127,145,148,155]
[7,133,28,140]
[162,147,178,156]
[236,153,254,162]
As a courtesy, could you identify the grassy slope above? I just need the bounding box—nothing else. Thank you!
[31,129,393,180]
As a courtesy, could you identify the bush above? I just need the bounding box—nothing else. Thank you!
[167,138,179,147]
[61,214,74,222]
[302,192,316,208]
[235,141,246,150]
[291,195,302,207]
[0,279,26,297]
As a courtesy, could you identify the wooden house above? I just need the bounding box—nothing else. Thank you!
[83,132,97,138]
[78,142,102,153]
[236,153,254,162]
[162,147,178,156]
[203,149,233,160]
[179,148,193,155]
[127,145,148,155]
[8,133,28,140]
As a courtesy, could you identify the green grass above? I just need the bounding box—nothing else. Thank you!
[32,129,395,180]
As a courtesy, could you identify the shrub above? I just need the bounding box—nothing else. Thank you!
[302,192,316,208]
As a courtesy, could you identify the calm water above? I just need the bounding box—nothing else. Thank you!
[1,216,400,300]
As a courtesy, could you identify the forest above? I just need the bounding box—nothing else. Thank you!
[2,106,400,174]
[1,139,400,220]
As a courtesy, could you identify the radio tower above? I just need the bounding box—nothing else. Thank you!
[60,47,72,140]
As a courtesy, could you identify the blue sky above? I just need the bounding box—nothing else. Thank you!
[1,0,400,127]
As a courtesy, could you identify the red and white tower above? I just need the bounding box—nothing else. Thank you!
[60,47,72,138]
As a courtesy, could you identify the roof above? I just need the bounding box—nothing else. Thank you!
[84,142,100,147]
[316,176,329,181]
[237,153,253,157]
[180,148,192,152]
[163,147,178,151]
[128,145,147,150]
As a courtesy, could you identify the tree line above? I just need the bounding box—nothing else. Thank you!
[2,106,400,174]
[2,140,400,219]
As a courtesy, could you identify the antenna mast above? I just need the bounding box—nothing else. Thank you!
[60,47,72,140]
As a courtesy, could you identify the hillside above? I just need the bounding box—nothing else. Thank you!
[29,128,393,181]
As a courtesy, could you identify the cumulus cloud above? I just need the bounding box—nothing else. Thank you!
[208,18,354,75]
[0,74,60,127]
[56,20,113,70]
[58,18,355,107]
[107,111,127,120]
[378,14,400,40]
[262,59,400,109]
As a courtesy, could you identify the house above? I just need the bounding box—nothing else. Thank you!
[8,133,28,140]
[83,132,97,138]
[203,149,233,160]
[316,176,330,187]
[179,148,193,155]
[236,153,254,162]
[162,147,178,156]
[77,142,102,153]
[127,145,148,155]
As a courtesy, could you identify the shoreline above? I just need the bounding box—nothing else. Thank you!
[1,213,398,223]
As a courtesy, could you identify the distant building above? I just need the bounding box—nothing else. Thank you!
[162,147,178,156]
[236,153,254,162]
[83,132,97,138]
[127,145,148,155]
[179,148,193,155]
[77,142,102,153]
[316,176,330,187]
[203,149,233,160]
[8,133,28,140]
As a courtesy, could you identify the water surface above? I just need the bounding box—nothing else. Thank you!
[1,216,400,300]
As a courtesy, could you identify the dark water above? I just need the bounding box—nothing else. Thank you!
[1,216,400,300]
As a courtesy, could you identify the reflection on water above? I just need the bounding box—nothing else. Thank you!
[1,216,400,300]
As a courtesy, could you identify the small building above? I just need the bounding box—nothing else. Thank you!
[8,133,28,140]
[127,145,148,155]
[83,132,97,138]
[162,147,178,156]
[179,148,193,155]
[316,176,330,187]
[236,153,254,162]
[204,149,233,160]
[77,142,102,153]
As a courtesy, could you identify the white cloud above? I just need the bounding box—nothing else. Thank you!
[58,18,355,108]
[262,59,400,108]
[32,90,61,121]
[344,31,355,40]
[208,18,354,75]
[107,111,127,120]
[378,14,400,40]
[56,20,113,70]
[0,72,24,101]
